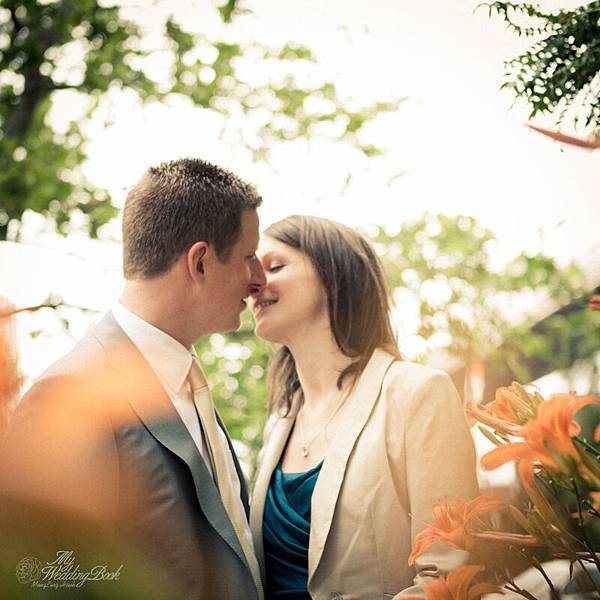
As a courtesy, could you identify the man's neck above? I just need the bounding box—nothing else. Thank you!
[120,278,196,348]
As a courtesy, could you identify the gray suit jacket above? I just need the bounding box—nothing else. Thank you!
[0,313,258,600]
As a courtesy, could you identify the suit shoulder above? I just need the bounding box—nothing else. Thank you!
[16,327,120,424]
[40,329,110,382]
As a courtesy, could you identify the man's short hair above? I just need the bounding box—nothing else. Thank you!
[122,158,262,279]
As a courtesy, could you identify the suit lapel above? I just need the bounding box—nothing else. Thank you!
[308,349,396,582]
[92,313,250,573]
[249,401,298,583]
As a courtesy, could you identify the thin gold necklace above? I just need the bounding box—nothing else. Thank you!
[298,390,351,457]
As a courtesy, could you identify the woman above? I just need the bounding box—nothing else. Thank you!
[249,215,478,600]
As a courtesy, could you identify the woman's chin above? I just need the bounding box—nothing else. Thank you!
[254,321,284,344]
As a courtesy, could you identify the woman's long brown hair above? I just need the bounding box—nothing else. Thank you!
[265,215,401,415]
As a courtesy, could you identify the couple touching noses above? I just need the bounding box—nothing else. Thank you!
[0,158,478,600]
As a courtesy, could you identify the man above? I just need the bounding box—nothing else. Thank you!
[0,158,266,599]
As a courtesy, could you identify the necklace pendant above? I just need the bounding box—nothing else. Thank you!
[301,446,309,458]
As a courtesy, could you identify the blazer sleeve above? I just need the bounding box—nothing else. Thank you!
[0,374,120,523]
[394,370,480,598]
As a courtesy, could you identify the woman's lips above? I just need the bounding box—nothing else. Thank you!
[253,300,277,316]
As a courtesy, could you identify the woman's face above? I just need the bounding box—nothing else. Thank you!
[250,235,328,344]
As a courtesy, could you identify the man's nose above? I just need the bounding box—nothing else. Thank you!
[248,256,266,295]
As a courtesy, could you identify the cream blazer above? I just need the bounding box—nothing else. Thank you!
[250,349,480,600]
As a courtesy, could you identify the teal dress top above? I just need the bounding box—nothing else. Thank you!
[262,460,323,600]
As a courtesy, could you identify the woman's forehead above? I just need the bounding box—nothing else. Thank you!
[257,235,293,257]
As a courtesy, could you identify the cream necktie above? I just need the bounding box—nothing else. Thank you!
[188,359,264,600]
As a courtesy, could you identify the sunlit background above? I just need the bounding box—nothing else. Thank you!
[1,0,599,480]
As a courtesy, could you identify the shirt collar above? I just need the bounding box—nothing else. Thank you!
[112,301,193,394]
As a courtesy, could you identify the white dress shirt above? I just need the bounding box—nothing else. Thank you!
[112,302,255,551]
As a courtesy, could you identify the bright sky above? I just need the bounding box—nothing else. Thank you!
[2,0,598,379]
[84,0,598,263]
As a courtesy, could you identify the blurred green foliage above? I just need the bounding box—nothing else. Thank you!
[196,213,599,473]
[480,1,600,128]
[0,0,401,240]
[371,214,599,384]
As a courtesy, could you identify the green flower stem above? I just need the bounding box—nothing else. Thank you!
[503,580,539,600]
[530,556,561,600]
[571,478,600,582]
[574,435,600,461]
[513,547,561,600]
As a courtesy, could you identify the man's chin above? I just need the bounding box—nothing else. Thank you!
[223,316,242,333]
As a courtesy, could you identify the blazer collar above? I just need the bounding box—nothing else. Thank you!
[91,312,252,577]
[307,348,397,581]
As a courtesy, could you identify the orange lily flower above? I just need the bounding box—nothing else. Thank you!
[467,383,541,435]
[517,459,558,527]
[489,385,536,424]
[471,530,541,546]
[408,496,504,566]
[490,387,522,424]
[467,404,520,437]
[0,298,21,430]
[403,565,503,600]
[481,394,598,478]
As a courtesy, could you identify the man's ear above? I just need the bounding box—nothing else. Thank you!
[187,241,209,280]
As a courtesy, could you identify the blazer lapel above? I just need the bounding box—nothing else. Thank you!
[249,402,298,583]
[92,313,250,573]
[308,349,397,582]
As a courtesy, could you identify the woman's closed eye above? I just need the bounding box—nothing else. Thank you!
[267,264,284,273]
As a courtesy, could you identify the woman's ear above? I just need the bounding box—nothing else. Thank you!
[187,241,208,281]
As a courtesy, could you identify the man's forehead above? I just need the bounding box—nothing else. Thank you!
[242,208,259,228]
[241,209,260,245]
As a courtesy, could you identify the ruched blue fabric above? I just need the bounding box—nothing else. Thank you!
[262,460,323,600]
